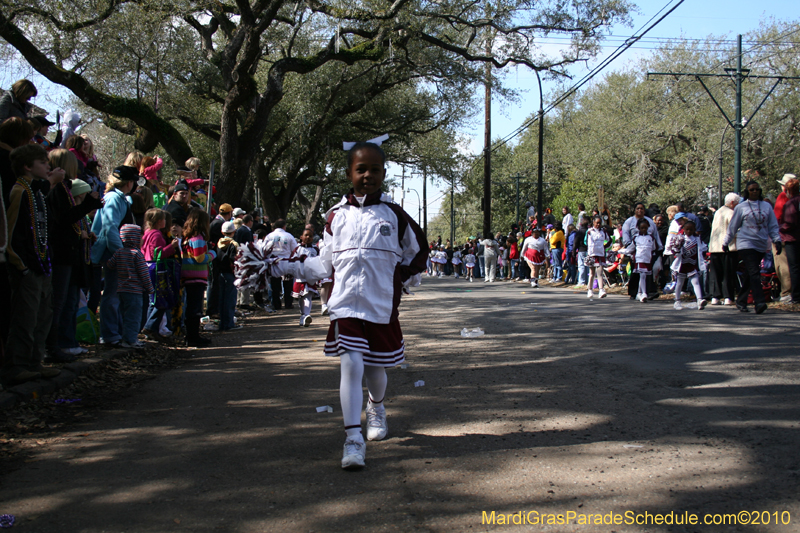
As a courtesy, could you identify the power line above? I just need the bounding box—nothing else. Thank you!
[551,25,800,165]
[498,22,800,166]
[492,0,687,152]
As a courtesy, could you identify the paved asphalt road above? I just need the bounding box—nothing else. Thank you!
[1,277,799,532]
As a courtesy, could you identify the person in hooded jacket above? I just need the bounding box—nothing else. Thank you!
[107,224,153,348]
[59,110,81,148]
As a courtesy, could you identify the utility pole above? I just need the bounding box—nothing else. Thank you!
[401,165,406,208]
[648,35,800,194]
[483,59,492,239]
[511,176,523,225]
[422,167,428,238]
[534,69,544,229]
[451,177,455,245]
[718,123,731,208]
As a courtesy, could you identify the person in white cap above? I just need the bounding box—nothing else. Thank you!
[216,221,241,331]
[773,173,796,301]
[232,207,246,219]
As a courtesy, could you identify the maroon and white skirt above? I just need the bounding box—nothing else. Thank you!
[292,280,319,298]
[524,248,546,265]
[324,318,405,367]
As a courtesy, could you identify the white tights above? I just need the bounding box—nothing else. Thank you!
[638,270,649,297]
[675,272,703,301]
[587,265,604,291]
[340,350,388,438]
[300,294,312,316]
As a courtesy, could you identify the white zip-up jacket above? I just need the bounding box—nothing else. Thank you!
[284,191,427,324]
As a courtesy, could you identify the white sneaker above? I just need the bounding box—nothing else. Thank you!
[63,347,84,356]
[262,305,276,314]
[599,290,607,298]
[587,290,594,299]
[341,435,366,470]
[321,304,329,316]
[159,328,173,337]
[638,293,647,303]
[531,281,537,287]
[724,298,734,306]
[469,277,473,282]
[780,295,792,303]
[366,401,388,441]
[710,298,721,305]
[674,301,682,310]
[698,299,708,310]
[301,315,312,327]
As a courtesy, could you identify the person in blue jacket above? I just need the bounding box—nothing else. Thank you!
[90,165,139,346]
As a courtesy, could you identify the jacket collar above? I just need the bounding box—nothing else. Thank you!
[344,189,383,207]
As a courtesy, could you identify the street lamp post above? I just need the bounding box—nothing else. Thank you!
[406,188,421,226]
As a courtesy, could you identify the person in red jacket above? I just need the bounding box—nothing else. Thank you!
[779,177,800,304]
[774,173,795,301]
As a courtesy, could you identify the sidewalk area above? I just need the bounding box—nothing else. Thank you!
[1,277,798,532]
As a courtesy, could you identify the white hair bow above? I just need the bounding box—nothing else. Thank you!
[342,134,389,150]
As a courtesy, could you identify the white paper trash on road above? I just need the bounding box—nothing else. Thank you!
[460,328,484,338]
[414,380,425,387]
[316,406,334,413]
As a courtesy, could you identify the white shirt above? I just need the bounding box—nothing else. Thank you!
[264,228,298,259]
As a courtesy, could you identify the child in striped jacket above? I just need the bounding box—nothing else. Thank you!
[107,224,154,348]
[181,208,216,346]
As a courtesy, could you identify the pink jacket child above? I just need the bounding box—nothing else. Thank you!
[142,156,163,185]
[142,228,179,262]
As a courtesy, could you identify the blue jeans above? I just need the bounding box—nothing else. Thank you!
[510,259,520,279]
[118,291,143,344]
[577,252,588,285]
[478,256,486,278]
[143,296,166,333]
[100,264,122,343]
[565,261,578,284]
[219,272,237,330]
[550,249,562,280]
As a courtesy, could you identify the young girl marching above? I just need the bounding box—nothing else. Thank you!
[291,227,320,327]
[433,246,447,277]
[668,218,708,310]
[451,247,462,278]
[521,229,547,287]
[275,140,427,470]
[622,218,659,302]
[463,247,477,281]
[585,216,611,299]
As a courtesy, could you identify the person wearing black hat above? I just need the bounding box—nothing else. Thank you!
[32,116,62,152]
[165,179,192,227]
[90,165,139,346]
[165,179,202,227]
